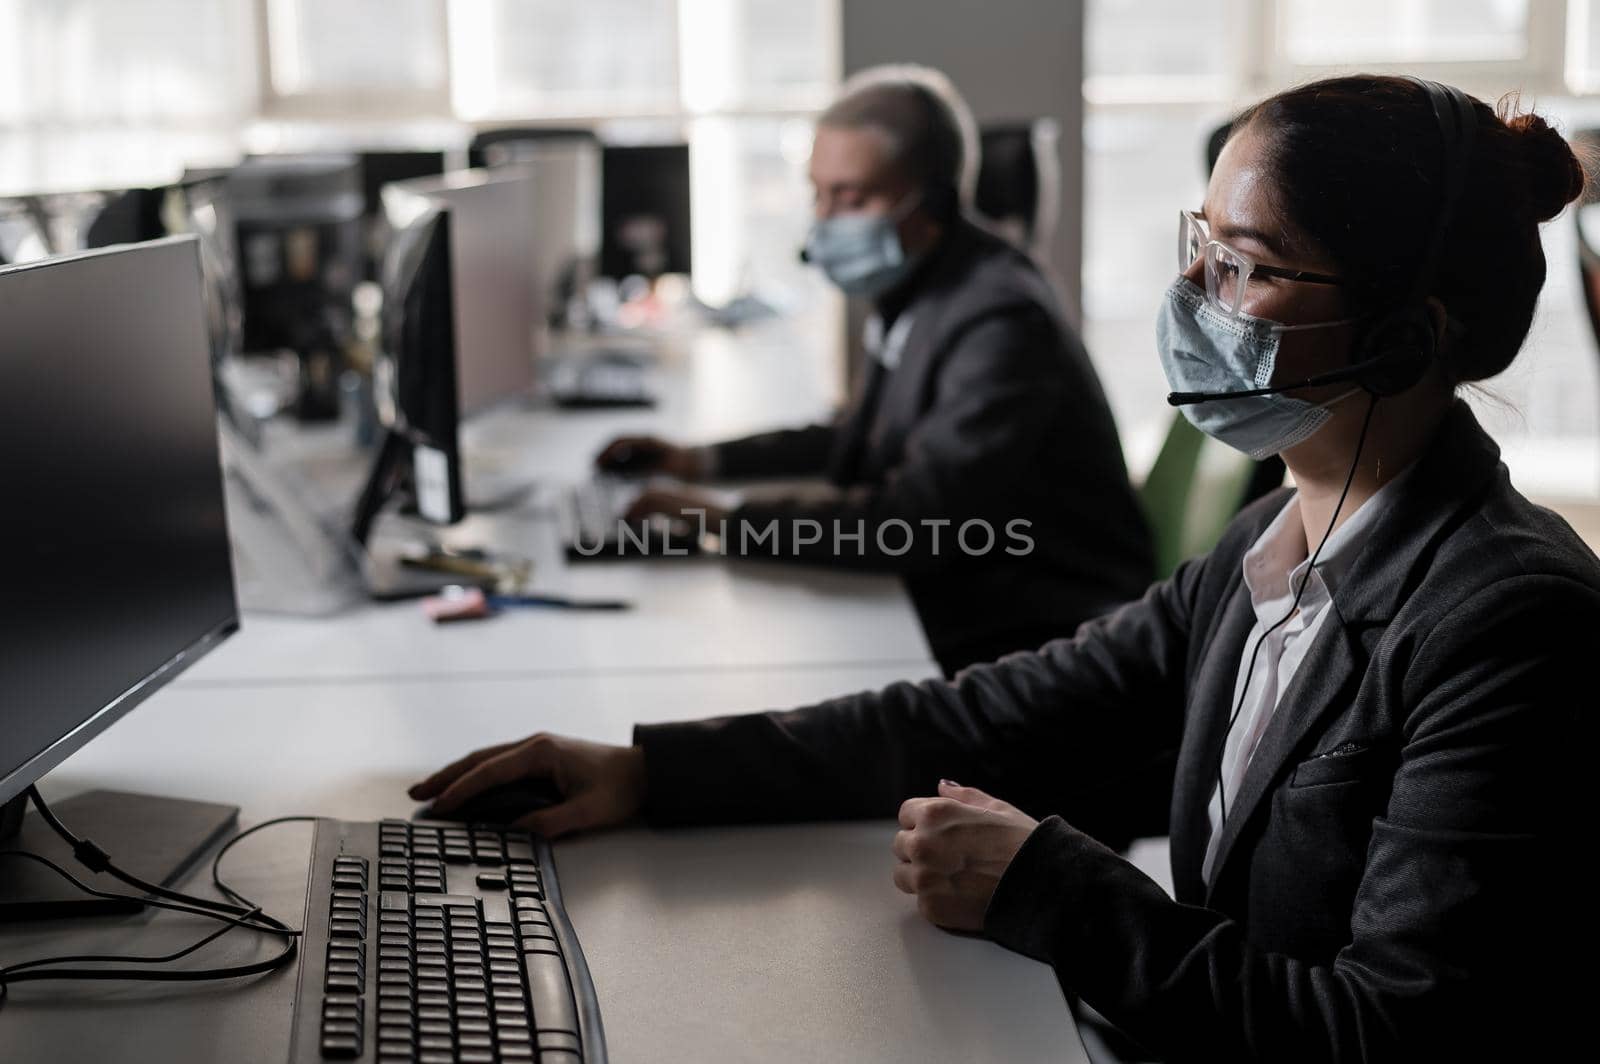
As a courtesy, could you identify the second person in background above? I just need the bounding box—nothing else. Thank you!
[599,65,1153,675]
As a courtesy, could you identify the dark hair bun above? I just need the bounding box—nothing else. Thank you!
[1502,109,1585,222]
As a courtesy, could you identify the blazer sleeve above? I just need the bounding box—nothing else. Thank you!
[720,305,1069,572]
[982,572,1600,1062]
[632,552,1198,833]
[709,423,838,480]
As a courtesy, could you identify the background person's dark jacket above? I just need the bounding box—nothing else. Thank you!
[636,402,1600,1060]
[711,216,1152,674]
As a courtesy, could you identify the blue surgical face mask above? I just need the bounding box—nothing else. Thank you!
[803,191,923,299]
[1157,277,1360,460]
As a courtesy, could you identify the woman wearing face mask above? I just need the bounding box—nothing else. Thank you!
[416,76,1600,1059]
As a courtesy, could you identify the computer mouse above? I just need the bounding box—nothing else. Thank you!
[598,442,659,474]
[419,779,563,825]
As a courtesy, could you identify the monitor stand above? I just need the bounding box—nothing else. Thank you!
[0,789,239,923]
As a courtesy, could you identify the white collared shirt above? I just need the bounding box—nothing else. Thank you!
[1201,470,1411,882]
[862,311,916,370]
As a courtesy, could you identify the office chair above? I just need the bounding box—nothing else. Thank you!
[1140,412,1280,578]
[469,126,599,169]
[974,119,1061,267]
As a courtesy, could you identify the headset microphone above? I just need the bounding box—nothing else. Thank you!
[1166,352,1389,406]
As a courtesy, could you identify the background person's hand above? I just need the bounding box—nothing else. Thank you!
[595,435,704,479]
[892,780,1039,931]
[625,486,730,527]
[409,734,647,838]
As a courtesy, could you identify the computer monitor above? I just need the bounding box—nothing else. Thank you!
[601,143,692,280]
[381,169,540,416]
[351,199,465,547]
[357,151,448,281]
[486,141,602,334]
[0,236,240,915]
[228,154,365,420]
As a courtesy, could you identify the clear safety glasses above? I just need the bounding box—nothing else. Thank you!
[1179,210,1344,317]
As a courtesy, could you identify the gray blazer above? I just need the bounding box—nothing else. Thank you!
[712,217,1153,673]
[637,401,1600,1060]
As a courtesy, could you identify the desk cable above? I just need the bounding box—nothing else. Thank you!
[0,787,312,1009]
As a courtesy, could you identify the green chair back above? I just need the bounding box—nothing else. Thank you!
[1140,413,1273,578]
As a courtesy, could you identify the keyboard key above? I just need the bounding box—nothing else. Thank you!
[538,1031,583,1053]
[415,894,479,910]
[525,950,578,1032]
[320,1033,361,1059]
[474,872,507,890]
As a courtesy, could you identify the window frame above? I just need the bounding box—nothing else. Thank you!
[1086,0,1576,108]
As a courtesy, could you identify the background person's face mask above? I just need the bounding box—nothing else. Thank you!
[803,191,923,298]
[1157,277,1359,460]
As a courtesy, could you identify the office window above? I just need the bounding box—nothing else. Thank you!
[1568,0,1600,92]
[265,0,447,98]
[0,0,253,195]
[3,0,254,124]
[679,0,837,113]
[1085,0,1234,104]
[449,0,680,120]
[1280,0,1529,65]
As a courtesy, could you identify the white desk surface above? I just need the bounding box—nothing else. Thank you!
[189,314,936,686]
[8,665,1085,1063]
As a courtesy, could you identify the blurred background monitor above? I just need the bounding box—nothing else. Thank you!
[381,170,539,417]
[478,134,601,333]
[601,143,691,282]
[356,150,448,281]
[352,198,463,547]
[228,154,365,420]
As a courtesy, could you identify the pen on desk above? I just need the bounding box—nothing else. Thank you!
[487,593,631,611]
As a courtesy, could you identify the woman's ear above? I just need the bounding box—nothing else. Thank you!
[1423,296,1450,350]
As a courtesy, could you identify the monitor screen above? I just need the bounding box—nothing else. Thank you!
[0,237,239,806]
[351,195,465,546]
[601,143,692,280]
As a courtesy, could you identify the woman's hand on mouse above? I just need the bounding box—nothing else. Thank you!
[892,780,1038,931]
[409,734,647,838]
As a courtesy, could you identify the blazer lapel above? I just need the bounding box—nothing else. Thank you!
[1169,570,1256,903]
[1202,599,1361,904]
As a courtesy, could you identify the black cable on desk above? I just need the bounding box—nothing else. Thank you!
[0,790,316,1010]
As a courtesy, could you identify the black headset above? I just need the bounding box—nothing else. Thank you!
[1169,77,1476,406]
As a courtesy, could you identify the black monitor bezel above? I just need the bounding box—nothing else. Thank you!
[0,237,240,808]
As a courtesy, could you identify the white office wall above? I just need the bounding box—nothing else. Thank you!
[839,0,1085,326]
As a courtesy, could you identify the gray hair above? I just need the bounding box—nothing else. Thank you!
[818,64,980,213]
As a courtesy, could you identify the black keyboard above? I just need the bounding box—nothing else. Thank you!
[548,362,656,409]
[289,818,606,1063]
[560,481,702,562]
